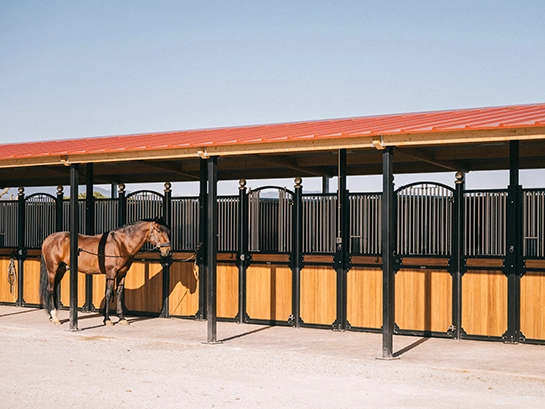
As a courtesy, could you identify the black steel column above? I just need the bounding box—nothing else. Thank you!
[69,164,80,331]
[333,149,350,331]
[450,171,465,339]
[197,158,208,320]
[206,157,219,343]
[236,179,250,324]
[83,163,94,312]
[56,186,64,232]
[117,183,126,227]
[16,187,26,307]
[504,140,523,343]
[289,177,304,328]
[381,147,396,359]
[160,182,172,318]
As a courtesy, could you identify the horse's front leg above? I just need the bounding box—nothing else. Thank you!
[104,278,115,326]
[116,276,129,325]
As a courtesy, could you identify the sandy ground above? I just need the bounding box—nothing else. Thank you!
[0,306,544,408]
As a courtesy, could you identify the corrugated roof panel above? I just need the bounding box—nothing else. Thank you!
[1,103,545,161]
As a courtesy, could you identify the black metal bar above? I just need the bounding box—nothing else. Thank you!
[504,140,522,343]
[290,177,303,328]
[236,179,249,324]
[117,183,126,227]
[197,158,208,320]
[333,149,350,330]
[83,163,94,312]
[450,171,465,339]
[160,182,172,318]
[381,147,396,358]
[69,164,79,331]
[56,185,64,232]
[16,187,26,307]
[206,157,218,342]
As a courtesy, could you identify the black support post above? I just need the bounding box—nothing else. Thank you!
[236,179,250,324]
[381,147,396,359]
[333,149,350,331]
[450,171,465,339]
[56,186,64,232]
[289,177,304,328]
[83,163,94,312]
[160,182,173,318]
[206,157,219,343]
[117,183,126,227]
[288,177,304,328]
[504,140,523,343]
[197,158,208,320]
[16,187,26,307]
[69,164,80,331]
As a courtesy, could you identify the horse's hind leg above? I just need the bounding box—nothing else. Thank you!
[116,276,129,325]
[104,278,114,326]
[49,264,66,325]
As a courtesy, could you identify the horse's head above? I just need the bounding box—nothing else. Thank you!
[148,221,171,257]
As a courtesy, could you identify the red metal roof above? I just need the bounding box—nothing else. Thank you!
[2,103,545,161]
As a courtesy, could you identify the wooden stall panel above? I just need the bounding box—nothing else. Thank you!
[301,266,336,326]
[22,258,42,305]
[123,260,163,313]
[0,257,17,303]
[59,271,87,308]
[217,263,238,319]
[347,267,382,329]
[462,270,507,337]
[92,274,106,310]
[246,265,291,322]
[169,261,199,317]
[521,271,545,340]
[395,269,452,333]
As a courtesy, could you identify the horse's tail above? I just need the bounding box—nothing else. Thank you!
[39,256,49,312]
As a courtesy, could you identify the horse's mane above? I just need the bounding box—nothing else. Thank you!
[116,218,170,235]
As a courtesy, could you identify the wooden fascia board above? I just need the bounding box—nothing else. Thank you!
[1,126,544,169]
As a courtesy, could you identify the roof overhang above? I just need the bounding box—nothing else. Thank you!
[1,103,544,187]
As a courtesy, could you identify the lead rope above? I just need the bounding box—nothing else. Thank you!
[7,252,16,295]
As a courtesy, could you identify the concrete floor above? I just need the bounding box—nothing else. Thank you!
[1,305,544,408]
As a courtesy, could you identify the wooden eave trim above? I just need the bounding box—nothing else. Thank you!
[1,126,544,169]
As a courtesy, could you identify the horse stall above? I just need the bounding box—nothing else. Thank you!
[1,170,545,345]
[2,104,545,355]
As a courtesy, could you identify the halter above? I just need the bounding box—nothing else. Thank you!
[149,223,171,249]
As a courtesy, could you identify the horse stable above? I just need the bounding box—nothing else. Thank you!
[1,103,545,358]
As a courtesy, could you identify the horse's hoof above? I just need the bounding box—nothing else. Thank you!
[118,319,130,326]
[50,318,61,325]
[104,320,114,326]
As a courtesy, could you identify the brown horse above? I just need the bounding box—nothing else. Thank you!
[40,220,171,325]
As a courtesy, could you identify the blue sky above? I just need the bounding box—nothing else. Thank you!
[1,1,544,194]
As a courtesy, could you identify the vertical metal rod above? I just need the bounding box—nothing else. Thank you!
[504,140,522,343]
[69,164,80,331]
[381,147,396,359]
[206,157,218,343]
[160,182,172,318]
[16,187,26,307]
[452,172,465,339]
[197,159,208,320]
[83,163,94,313]
[333,149,349,330]
[291,177,303,328]
[237,179,249,324]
